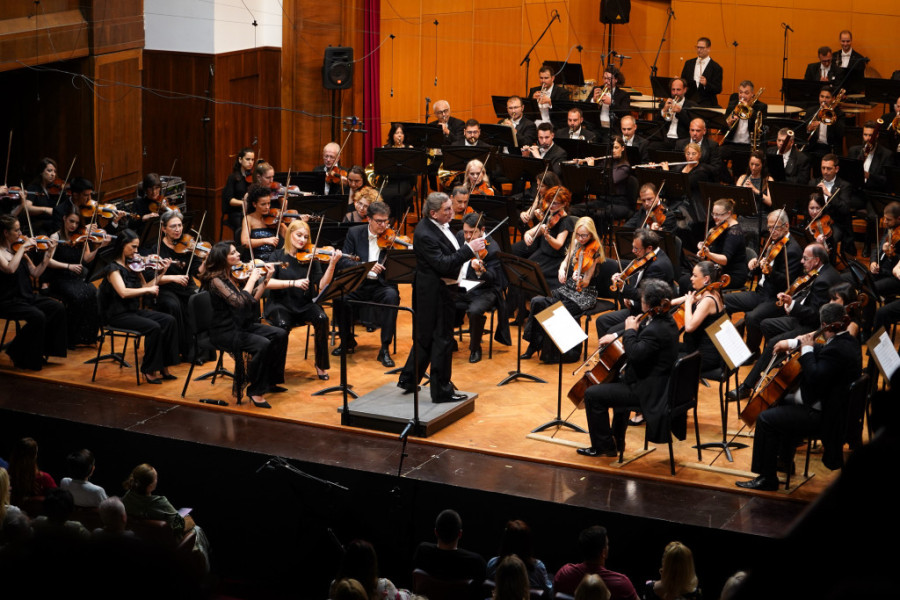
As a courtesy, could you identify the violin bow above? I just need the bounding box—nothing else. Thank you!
[333,131,353,195]
[185,210,207,277]
[783,241,790,290]
[639,181,666,229]
[525,164,550,223]
[3,130,10,188]
[168,159,177,178]
[79,199,100,265]
[54,156,77,206]
[305,212,326,279]
[153,209,164,287]
[275,168,291,235]
[376,173,389,201]
[20,181,34,239]
[242,195,255,264]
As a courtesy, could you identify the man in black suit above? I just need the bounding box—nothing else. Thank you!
[579,279,680,456]
[722,80,767,150]
[652,78,696,150]
[836,30,867,93]
[803,86,844,159]
[680,37,723,107]
[397,192,486,402]
[590,66,632,139]
[461,119,490,147]
[453,212,510,363]
[736,303,861,490]
[803,46,841,83]
[529,64,568,126]
[848,120,893,192]
[522,123,567,175]
[315,142,349,195]
[499,95,537,149]
[333,201,400,367]
[620,115,649,164]
[728,243,842,401]
[767,128,812,184]
[556,107,597,143]
[676,118,724,178]
[429,100,465,146]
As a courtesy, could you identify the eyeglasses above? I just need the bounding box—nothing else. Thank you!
[435,109,450,115]
[372,218,389,225]
[712,212,728,218]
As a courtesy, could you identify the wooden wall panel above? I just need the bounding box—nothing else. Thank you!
[89,0,144,56]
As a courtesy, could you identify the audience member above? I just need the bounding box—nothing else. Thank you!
[642,541,701,600]
[59,448,108,508]
[486,519,552,594]
[8,437,56,505]
[412,508,487,582]
[92,496,134,540]
[577,574,612,600]
[493,554,530,600]
[31,488,91,540]
[334,539,411,600]
[554,526,639,600]
[0,467,24,531]
[331,578,369,600]
[718,571,746,600]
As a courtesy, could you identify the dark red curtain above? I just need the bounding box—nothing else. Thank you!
[363,0,381,165]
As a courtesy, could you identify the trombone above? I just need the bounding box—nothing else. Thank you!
[725,87,765,137]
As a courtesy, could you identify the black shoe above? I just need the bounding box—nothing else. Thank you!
[726,384,752,401]
[519,344,537,360]
[331,343,357,356]
[628,413,645,427]
[577,446,618,458]
[143,374,162,385]
[397,380,418,394]
[269,385,288,394]
[469,348,482,363]
[735,475,779,491]
[451,339,459,352]
[434,392,468,403]
[377,348,395,368]
[250,397,272,409]
[161,373,177,381]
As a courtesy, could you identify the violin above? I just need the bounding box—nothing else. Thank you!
[11,236,55,252]
[46,177,67,197]
[669,275,731,330]
[647,203,666,229]
[325,166,347,185]
[294,246,358,263]
[376,229,413,249]
[757,233,790,275]
[71,228,116,246]
[127,254,168,272]
[230,259,289,280]
[566,302,671,407]
[807,214,833,240]
[775,267,820,307]
[262,208,321,227]
[572,239,601,291]
[170,234,211,259]
[883,222,900,258]
[697,221,730,259]
[610,248,658,292]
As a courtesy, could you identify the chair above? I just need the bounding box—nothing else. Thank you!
[412,568,478,600]
[88,295,146,386]
[0,318,22,350]
[181,291,234,399]
[456,305,498,359]
[576,300,616,360]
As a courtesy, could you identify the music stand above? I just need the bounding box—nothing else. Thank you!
[624,146,642,165]
[292,196,348,223]
[766,154,788,182]
[381,249,417,374]
[560,163,609,202]
[886,167,900,196]
[650,76,674,100]
[554,138,596,161]
[373,148,429,183]
[557,100,601,130]
[727,149,752,181]
[441,146,493,171]
[491,96,512,120]
[396,122,444,149]
[782,78,823,107]
[480,123,518,149]
[467,196,514,252]
[698,183,757,220]
[865,78,900,106]
[312,262,373,399]
[648,149,685,164]
[290,171,326,196]
[495,154,547,189]
[544,61,585,86]
[692,108,728,133]
[496,251,550,386]
[768,181,818,218]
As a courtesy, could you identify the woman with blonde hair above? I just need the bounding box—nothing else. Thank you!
[0,467,25,525]
[575,574,611,600]
[643,541,701,600]
[464,159,494,195]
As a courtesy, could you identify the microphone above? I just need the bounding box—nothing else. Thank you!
[781,23,794,32]
[552,10,560,22]
[576,45,583,53]
[199,398,227,406]
[668,7,676,19]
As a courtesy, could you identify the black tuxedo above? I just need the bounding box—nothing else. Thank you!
[555,127,598,143]
[836,49,867,92]
[767,147,812,184]
[428,116,465,146]
[334,224,400,349]
[681,58,724,107]
[848,143,893,191]
[536,143,568,175]
[588,87,632,119]
[722,94,767,144]
[528,84,568,105]
[453,232,511,349]
[657,98,697,141]
[499,117,537,149]
[398,218,476,401]
[459,140,491,148]
[804,61,841,83]
[595,250,676,338]
[623,135,650,164]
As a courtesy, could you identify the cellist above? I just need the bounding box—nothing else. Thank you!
[736,302,861,490]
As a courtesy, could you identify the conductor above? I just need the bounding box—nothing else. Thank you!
[397,192,487,403]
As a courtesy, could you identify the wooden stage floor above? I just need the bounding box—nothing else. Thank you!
[0,287,847,536]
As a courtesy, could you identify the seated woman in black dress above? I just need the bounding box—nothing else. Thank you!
[513,185,573,289]
[0,215,67,370]
[571,136,633,223]
[239,184,280,262]
[199,241,289,408]
[662,142,717,231]
[99,229,179,383]
[265,219,341,380]
[157,209,202,361]
[735,150,774,245]
[681,198,747,292]
[671,260,725,373]
[47,203,111,347]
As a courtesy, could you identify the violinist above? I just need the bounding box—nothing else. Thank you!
[463,159,494,196]
[98,230,179,384]
[766,128,811,184]
[264,220,340,380]
[596,229,675,338]
[513,185,573,291]
[735,302,861,491]
[0,183,26,219]
[450,186,474,220]
[452,212,511,363]
[579,280,679,457]
[805,192,847,262]
[222,147,255,234]
[343,187,376,224]
[724,209,802,355]
[689,198,748,290]
[157,210,201,362]
[345,166,368,212]
[727,243,841,402]
[316,142,349,196]
[0,214,67,370]
[878,95,900,155]
[623,183,675,233]
[131,173,168,225]
[869,202,900,296]
[24,158,63,235]
[810,154,857,251]
[240,185,280,261]
[521,123,567,176]
[518,171,560,232]
[199,242,288,408]
[47,204,109,347]
[671,261,725,372]
[333,201,400,368]
[521,217,604,362]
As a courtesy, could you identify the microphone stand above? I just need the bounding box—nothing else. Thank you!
[519,11,560,96]
[651,8,675,78]
[780,23,792,101]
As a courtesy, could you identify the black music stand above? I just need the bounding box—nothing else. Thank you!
[624,146,643,165]
[766,154,788,182]
[782,78,823,107]
[727,149,752,182]
[560,162,609,203]
[554,138,597,161]
[768,181,818,220]
[480,123,518,149]
[291,196,348,223]
[496,252,550,386]
[836,157,865,188]
[650,76,674,99]
[648,149,686,164]
[698,183,757,219]
[692,108,728,133]
[289,171,326,196]
[865,78,900,106]
[543,61,585,86]
[319,222,366,250]
[397,122,443,149]
[313,262,373,398]
[491,96,512,120]
[441,146,493,171]
[556,100,601,130]
[467,197,514,251]
[495,154,547,191]
[634,168,691,200]
[373,148,429,184]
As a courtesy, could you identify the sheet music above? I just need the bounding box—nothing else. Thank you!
[712,319,752,369]
[458,278,483,292]
[872,330,900,381]
[539,302,588,354]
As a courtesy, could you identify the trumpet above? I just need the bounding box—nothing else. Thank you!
[592,83,610,104]
[879,115,900,135]
[661,96,678,121]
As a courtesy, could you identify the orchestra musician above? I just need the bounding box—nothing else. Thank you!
[132,173,166,226]
[529,65,567,126]
[688,198,748,291]
[461,119,490,147]
[735,302,861,490]
[803,47,841,83]
[222,147,255,234]
[803,86,844,158]
[805,192,849,261]
[522,123,567,176]
[721,80,767,158]
[453,212,511,363]
[869,202,900,296]
[333,201,401,368]
[240,185,281,261]
[396,192,486,403]
[380,126,417,217]
[766,128,811,184]
[579,279,680,457]
[52,177,126,235]
[385,122,411,148]
[568,136,633,222]
[727,243,841,402]
[623,183,676,233]
[555,108,597,143]
[878,96,900,156]
[675,119,724,179]
[500,96,537,150]
[735,150,774,240]
[653,78,695,151]
[848,120,892,192]
[343,187,376,224]
[680,37,723,107]
[24,158,63,235]
[463,160,494,196]
[590,66,631,136]
[429,100,465,146]
[671,261,726,372]
[512,185,573,291]
[0,214,67,370]
[661,142,716,219]
[724,210,802,357]
[520,217,604,362]
[199,241,289,408]
[619,115,650,164]
[518,171,561,233]
[836,30,867,93]
[450,186,474,220]
[265,219,341,381]
[810,154,857,251]
[99,229,178,384]
[316,142,349,196]
[157,210,201,362]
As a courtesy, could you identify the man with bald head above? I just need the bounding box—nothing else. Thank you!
[315,142,348,195]
[619,115,649,164]
[675,118,723,177]
[429,100,465,145]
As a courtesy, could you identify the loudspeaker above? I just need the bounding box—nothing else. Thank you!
[322,47,353,90]
[600,0,631,24]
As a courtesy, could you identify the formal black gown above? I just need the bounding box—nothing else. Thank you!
[681,294,725,372]
[156,243,200,361]
[221,172,249,234]
[47,242,100,346]
[248,227,277,261]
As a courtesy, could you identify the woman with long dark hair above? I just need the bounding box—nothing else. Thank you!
[222,147,255,234]
[8,437,56,506]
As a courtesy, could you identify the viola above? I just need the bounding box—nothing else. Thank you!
[669,275,731,330]
[775,267,820,307]
[376,229,413,249]
[294,246,358,263]
[452,206,476,220]
[698,221,730,259]
[610,248,658,292]
[230,259,289,280]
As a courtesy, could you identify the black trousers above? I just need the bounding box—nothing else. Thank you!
[750,402,822,479]
[334,280,399,349]
[0,296,67,370]
[584,382,640,451]
[266,301,331,371]
[400,286,458,401]
[106,309,179,374]
[236,323,290,396]
[454,292,497,351]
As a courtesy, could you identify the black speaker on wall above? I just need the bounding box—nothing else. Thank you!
[600,0,631,24]
[323,46,353,90]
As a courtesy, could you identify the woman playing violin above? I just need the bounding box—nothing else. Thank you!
[0,214,67,370]
[131,173,166,224]
[24,158,63,235]
[671,261,726,371]
[514,185,573,290]
[690,198,747,290]
[240,185,281,261]
[519,171,560,231]
[343,187,376,224]
[521,217,605,361]
[99,230,179,384]
[806,192,846,259]
[264,220,341,381]
[464,159,494,196]
[157,210,203,361]
[47,204,110,346]
[199,241,289,408]
[222,147,255,234]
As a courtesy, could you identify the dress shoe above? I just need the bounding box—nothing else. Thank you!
[316,369,330,381]
[469,348,482,363]
[269,385,288,394]
[250,396,272,409]
[377,348,395,368]
[161,373,178,381]
[143,374,162,385]
[331,343,357,356]
[434,392,468,403]
[397,380,418,394]
[726,384,752,401]
[519,344,537,360]
[628,413,645,426]
[577,446,618,458]
[735,475,779,491]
